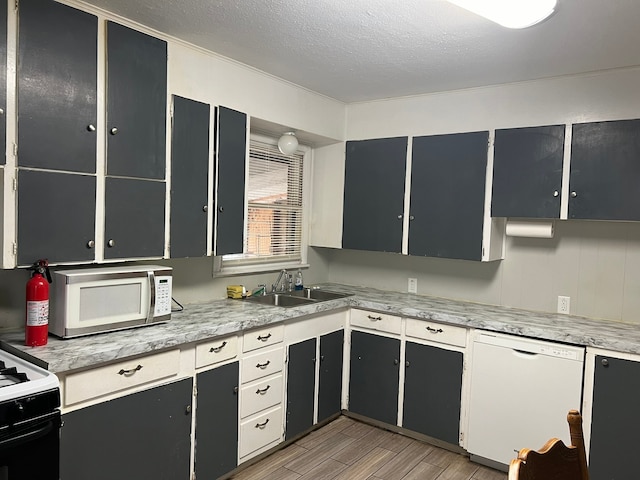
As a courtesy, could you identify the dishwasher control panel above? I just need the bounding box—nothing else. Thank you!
[474,331,584,361]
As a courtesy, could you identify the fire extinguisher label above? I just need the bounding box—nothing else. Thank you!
[26,300,49,326]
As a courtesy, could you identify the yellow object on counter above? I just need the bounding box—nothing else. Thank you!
[226,285,245,299]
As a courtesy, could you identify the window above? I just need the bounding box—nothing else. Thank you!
[222,137,306,271]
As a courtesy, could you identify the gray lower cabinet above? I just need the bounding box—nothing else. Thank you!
[588,355,640,479]
[285,338,316,440]
[170,95,210,258]
[569,119,640,221]
[106,21,167,180]
[342,137,408,253]
[403,342,463,445]
[60,378,192,480]
[17,170,95,266]
[215,106,246,256]
[104,177,165,259]
[195,361,239,480]
[491,125,565,219]
[318,329,344,422]
[349,330,400,425]
[17,0,97,173]
[409,132,488,261]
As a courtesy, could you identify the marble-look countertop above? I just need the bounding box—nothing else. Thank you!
[2,283,639,373]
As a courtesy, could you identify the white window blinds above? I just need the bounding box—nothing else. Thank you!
[224,139,304,266]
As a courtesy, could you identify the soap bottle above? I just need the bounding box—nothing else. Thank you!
[294,269,303,290]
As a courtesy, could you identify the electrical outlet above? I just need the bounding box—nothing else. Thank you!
[408,277,418,294]
[557,296,570,314]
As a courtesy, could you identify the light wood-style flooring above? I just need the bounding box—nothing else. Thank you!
[231,416,507,480]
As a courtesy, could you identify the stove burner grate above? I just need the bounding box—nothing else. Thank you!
[0,361,30,388]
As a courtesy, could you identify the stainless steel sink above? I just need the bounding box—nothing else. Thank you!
[245,293,316,308]
[245,289,352,307]
[288,289,353,301]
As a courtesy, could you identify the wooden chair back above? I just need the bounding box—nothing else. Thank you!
[508,410,589,480]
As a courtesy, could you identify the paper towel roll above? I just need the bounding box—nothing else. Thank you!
[505,221,554,238]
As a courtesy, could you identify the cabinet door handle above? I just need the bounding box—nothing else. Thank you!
[367,315,382,321]
[256,385,271,395]
[426,326,443,334]
[118,364,142,376]
[210,341,227,353]
[255,419,270,429]
[256,360,271,369]
[257,333,272,341]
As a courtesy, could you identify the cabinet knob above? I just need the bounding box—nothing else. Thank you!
[86,240,95,249]
[571,191,578,198]
[405,361,410,367]
[87,124,96,132]
[397,214,402,219]
[0,108,4,115]
[601,358,609,367]
[107,239,115,247]
[393,359,399,365]
[110,127,118,135]
[233,386,239,394]
[185,405,192,415]
[218,206,224,213]
[202,205,208,212]
[553,190,559,197]
[409,215,415,221]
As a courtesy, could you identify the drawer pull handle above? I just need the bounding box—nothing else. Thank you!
[256,385,271,395]
[210,341,227,353]
[118,364,143,376]
[257,333,272,341]
[367,315,382,321]
[255,419,270,429]
[426,326,443,334]
[256,360,271,369]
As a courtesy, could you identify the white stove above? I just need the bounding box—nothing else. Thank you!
[0,349,59,404]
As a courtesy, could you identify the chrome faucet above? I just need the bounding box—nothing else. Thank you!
[272,269,287,293]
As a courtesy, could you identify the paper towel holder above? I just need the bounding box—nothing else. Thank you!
[505,220,555,239]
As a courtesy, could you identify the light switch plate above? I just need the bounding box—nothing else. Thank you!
[408,277,418,294]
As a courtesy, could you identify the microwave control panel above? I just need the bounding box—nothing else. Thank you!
[154,276,172,316]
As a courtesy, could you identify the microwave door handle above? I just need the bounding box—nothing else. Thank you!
[146,271,156,324]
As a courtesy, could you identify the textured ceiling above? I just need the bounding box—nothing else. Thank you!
[80,0,640,103]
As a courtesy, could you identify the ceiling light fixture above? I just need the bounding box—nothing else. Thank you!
[278,132,299,155]
[447,0,557,29]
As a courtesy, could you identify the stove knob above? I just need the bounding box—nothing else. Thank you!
[15,401,24,415]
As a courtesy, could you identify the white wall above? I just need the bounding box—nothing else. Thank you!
[323,67,640,324]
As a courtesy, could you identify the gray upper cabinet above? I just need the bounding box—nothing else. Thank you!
[569,119,640,221]
[409,132,488,261]
[0,0,6,165]
[17,170,96,266]
[492,125,565,219]
[17,0,97,173]
[342,137,407,253]
[215,106,246,256]
[104,177,165,259]
[170,96,210,258]
[106,21,167,180]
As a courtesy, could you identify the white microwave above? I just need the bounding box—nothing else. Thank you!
[50,265,172,339]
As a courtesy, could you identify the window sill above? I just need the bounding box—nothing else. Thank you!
[213,260,310,278]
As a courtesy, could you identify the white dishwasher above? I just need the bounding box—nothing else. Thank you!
[466,331,585,469]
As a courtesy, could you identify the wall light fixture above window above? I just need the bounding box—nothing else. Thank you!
[278,132,299,155]
[447,0,557,29]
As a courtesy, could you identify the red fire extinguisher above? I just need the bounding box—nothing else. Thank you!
[25,259,52,347]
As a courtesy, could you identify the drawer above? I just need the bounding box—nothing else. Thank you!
[196,335,238,368]
[243,324,284,353]
[240,374,283,418]
[241,346,284,384]
[350,309,402,335]
[64,349,180,406]
[405,318,467,347]
[239,406,283,458]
